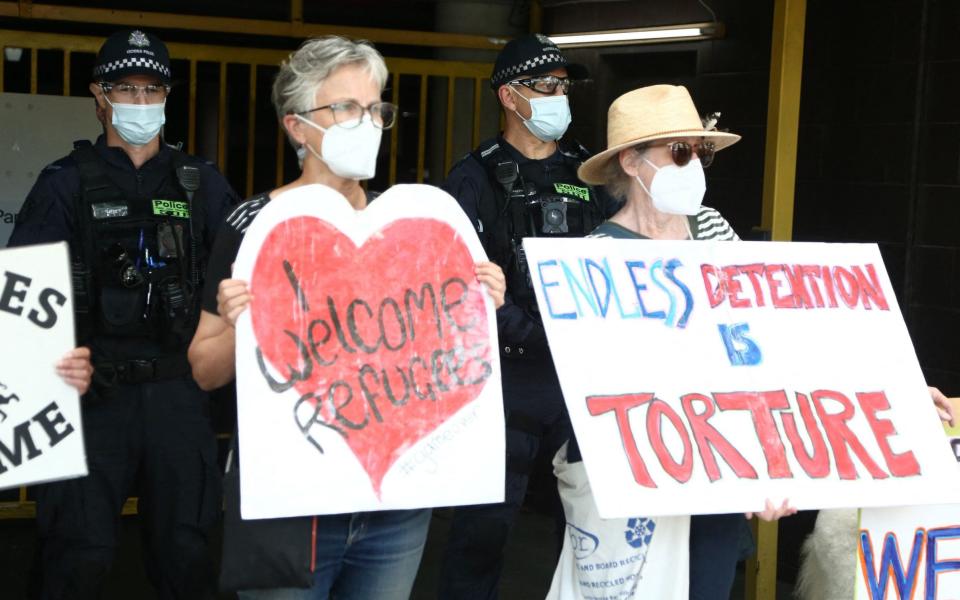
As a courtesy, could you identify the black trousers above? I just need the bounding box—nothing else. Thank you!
[31,377,221,600]
[689,513,750,600]
[438,380,570,600]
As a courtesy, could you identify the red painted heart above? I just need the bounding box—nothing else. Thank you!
[250,215,492,496]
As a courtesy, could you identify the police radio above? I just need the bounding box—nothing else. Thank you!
[494,161,533,291]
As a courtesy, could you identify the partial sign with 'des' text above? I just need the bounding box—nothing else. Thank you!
[525,238,960,518]
[0,242,86,490]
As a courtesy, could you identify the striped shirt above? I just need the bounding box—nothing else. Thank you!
[588,205,740,241]
[201,193,270,314]
[224,193,270,236]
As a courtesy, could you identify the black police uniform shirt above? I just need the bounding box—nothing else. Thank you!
[443,135,616,398]
[9,134,240,359]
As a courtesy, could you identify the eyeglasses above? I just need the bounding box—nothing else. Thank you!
[299,101,398,130]
[648,140,717,168]
[98,81,170,102]
[507,76,572,95]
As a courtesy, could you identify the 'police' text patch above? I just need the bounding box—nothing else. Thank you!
[553,183,590,201]
[152,199,190,219]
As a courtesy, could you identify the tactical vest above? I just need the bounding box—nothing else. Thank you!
[472,138,604,310]
[70,143,206,352]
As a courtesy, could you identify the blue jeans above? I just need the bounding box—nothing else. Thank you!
[238,508,431,600]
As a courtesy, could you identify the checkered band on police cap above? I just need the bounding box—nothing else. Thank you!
[92,29,171,84]
[490,33,588,89]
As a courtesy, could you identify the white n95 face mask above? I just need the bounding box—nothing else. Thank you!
[511,90,572,142]
[636,158,706,216]
[105,97,165,146]
[296,114,382,180]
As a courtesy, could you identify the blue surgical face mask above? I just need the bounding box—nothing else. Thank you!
[510,86,571,142]
[104,96,166,146]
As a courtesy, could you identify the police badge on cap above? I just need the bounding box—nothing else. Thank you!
[490,33,588,90]
[92,29,172,85]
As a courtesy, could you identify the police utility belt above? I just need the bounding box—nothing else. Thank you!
[69,142,206,362]
[97,355,193,385]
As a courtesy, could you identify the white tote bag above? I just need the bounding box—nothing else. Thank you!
[546,443,690,600]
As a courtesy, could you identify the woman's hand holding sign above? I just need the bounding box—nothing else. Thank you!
[56,347,93,395]
[929,386,956,427]
[475,261,505,309]
[746,498,798,522]
[217,277,253,328]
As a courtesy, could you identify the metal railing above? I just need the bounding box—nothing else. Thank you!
[0,27,495,518]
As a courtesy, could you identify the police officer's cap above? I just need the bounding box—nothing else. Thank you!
[490,33,588,90]
[92,29,171,85]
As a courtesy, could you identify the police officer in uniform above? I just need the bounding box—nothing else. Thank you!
[438,34,615,599]
[9,30,239,599]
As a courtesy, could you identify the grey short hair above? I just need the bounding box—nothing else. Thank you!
[272,36,388,147]
[603,143,651,202]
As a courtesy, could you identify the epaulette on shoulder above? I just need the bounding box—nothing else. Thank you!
[39,154,78,176]
[478,141,501,160]
[468,137,504,164]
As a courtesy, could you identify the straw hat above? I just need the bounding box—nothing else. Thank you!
[578,85,741,185]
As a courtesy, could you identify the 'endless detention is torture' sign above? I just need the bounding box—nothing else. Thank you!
[524,238,960,518]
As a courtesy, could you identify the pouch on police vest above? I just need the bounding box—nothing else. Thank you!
[157,222,184,259]
[100,285,148,334]
[156,277,197,350]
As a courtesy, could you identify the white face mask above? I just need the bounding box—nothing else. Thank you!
[296,114,382,180]
[104,96,165,146]
[510,87,572,142]
[636,157,706,216]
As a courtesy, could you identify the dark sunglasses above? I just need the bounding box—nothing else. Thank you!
[647,140,717,168]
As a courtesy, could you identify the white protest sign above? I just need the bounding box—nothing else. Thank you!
[234,184,504,519]
[857,504,960,599]
[855,412,960,600]
[524,238,960,518]
[0,92,102,247]
[0,242,86,489]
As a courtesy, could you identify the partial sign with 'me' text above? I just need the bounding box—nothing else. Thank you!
[0,242,86,490]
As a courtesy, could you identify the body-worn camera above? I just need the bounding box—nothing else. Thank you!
[497,162,585,238]
[526,194,582,235]
[494,159,594,299]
